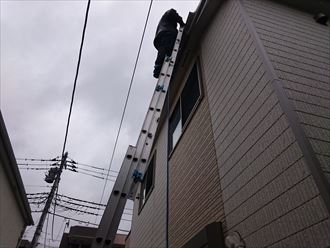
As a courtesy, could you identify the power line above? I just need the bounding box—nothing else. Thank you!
[97,0,154,219]
[61,0,90,156]
[16,157,60,162]
[20,165,117,181]
[27,192,49,195]
[18,157,119,174]
[67,157,118,173]
[55,203,100,216]
[48,0,92,239]
[49,212,98,227]
[75,170,116,181]
[19,160,118,179]
[19,167,51,170]
[32,213,130,233]
[56,194,106,207]
[56,198,104,211]
[28,192,133,210]
[25,185,51,188]
[69,165,117,178]
[17,162,58,166]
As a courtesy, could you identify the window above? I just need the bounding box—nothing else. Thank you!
[168,62,202,153]
[169,101,182,151]
[139,153,155,209]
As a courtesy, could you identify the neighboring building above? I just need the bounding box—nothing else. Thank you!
[127,0,330,247]
[59,226,126,248]
[0,111,34,247]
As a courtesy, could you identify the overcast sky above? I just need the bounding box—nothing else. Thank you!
[0,0,199,246]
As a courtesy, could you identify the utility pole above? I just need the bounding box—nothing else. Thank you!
[30,152,68,248]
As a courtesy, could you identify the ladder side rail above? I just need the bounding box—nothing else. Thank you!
[133,28,183,169]
[93,146,136,247]
[92,27,184,248]
[136,27,183,147]
[127,28,184,199]
[132,28,183,174]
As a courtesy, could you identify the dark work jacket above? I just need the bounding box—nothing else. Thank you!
[153,9,184,49]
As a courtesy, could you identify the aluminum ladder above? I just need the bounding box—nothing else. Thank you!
[92,27,184,248]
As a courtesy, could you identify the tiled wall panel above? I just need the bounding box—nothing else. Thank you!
[201,0,329,246]
[245,0,330,182]
[168,95,225,248]
[129,122,168,247]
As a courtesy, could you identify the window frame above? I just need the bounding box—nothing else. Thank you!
[168,60,204,156]
[138,151,156,213]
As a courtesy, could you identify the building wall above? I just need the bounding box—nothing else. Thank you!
[129,121,168,247]
[168,84,225,247]
[0,160,26,248]
[201,0,329,247]
[243,0,330,184]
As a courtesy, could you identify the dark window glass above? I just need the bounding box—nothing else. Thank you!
[168,101,181,153]
[181,64,200,125]
[168,62,201,154]
[140,154,155,208]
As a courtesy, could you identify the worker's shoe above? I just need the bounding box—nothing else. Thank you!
[153,71,160,78]
[165,55,172,62]
[153,67,161,78]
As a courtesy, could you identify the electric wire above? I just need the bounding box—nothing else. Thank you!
[17,162,58,166]
[18,157,118,174]
[74,162,118,173]
[16,157,59,162]
[56,194,106,207]
[61,0,90,156]
[20,165,118,180]
[28,192,129,209]
[21,167,117,182]
[55,203,100,216]
[67,165,117,178]
[76,170,116,181]
[56,198,104,211]
[50,0,91,240]
[49,212,98,227]
[19,167,50,170]
[25,185,51,188]
[96,0,154,223]
[51,212,129,233]
[68,157,118,173]
[27,192,49,195]
[30,197,133,217]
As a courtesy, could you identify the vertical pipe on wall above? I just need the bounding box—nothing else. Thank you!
[166,94,170,248]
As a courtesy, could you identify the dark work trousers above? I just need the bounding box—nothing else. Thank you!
[153,31,177,78]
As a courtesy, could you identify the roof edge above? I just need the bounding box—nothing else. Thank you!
[0,111,34,225]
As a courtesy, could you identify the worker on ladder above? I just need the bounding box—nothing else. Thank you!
[153,9,185,78]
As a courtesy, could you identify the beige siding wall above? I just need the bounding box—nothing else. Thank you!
[201,0,330,247]
[244,0,330,183]
[0,161,25,248]
[129,122,168,247]
[168,94,225,248]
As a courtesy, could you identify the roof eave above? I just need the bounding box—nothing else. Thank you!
[0,111,34,226]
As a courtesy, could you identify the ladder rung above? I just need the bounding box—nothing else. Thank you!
[92,27,185,248]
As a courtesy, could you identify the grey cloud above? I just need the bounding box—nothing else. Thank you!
[1,1,199,246]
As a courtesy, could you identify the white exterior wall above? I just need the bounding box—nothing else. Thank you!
[201,0,330,246]
[129,121,168,247]
[0,161,26,248]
